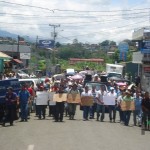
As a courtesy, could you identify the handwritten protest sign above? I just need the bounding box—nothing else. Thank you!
[53,93,67,102]
[103,95,116,105]
[120,101,135,111]
[81,96,93,106]
[67,94,81,103]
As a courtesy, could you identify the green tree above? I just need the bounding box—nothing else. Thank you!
[38,60,46,70]
[100,40,110,46]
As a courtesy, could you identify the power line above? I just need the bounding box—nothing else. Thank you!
[57,20,148,39]
[0,0,53,12]
[0,0,150,13]
[0,11,149,17]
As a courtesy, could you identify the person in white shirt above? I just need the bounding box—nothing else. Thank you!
[81,86,92,121]
[108,87,117,123]
[36,86,49,119]
[96,86,107,121]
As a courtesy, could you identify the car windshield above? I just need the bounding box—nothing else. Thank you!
[108,73,122,78]
[85,82,107,91]
[19,81,34,86]
[18,70,26,74]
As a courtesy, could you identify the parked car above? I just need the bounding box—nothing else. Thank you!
[85,81,108,92]
[19,78,38,90]
[17,70,29,78]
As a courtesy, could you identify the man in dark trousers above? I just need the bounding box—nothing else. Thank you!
[55,85,66,122]
[2,87,17,126]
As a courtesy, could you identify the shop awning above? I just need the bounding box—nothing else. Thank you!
[0,51,12,61]
[13,59,23,64]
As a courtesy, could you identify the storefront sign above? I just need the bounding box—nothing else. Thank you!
[143,67,150,73]
[141,40,150,53]
[20,53,31,59]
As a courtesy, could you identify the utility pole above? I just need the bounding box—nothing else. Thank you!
[49,24,60,65]
[35,36,38,71]
[17,35,20,59]
[49,24,60,46]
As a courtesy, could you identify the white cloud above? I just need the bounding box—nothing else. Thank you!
[0,0,150,43]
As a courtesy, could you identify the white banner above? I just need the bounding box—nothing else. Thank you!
[48,92,56,105]
[36,91,49,105]
[103,95,116,105]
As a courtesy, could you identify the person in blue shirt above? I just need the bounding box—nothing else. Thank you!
[133,92,142,126]
[18,85,30,122]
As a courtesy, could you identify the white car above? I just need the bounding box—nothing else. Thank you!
[19,78,38,90]
[17,70,29,78]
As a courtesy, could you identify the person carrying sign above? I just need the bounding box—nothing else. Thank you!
[81,86,93,121]
[68,83,80,120]
[36,85,49,120]
[55,85,66,122]
[122,90,134,126]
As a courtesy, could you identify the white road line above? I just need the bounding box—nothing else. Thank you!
[27,145,34,150]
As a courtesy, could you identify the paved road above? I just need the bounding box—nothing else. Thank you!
[0,107,150,150]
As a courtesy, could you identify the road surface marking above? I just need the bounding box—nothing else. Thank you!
[27,145,34,150]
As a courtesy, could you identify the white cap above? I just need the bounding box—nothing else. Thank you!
[94,74,98,77]
[110,87,114,90]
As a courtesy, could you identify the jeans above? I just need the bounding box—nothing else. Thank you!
[96,104,105,121]
[83,106,90,120]
[123,111,131,126]
[133,110,142,126]
[90,103,97,118]
[38,105,46,119]
[68,103,77,117]
[20,103,28,120]
[108,105,116,121]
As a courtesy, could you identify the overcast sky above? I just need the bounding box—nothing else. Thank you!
[0,0,150,44]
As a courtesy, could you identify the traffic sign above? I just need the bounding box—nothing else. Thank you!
[38,40,55,48]
[141,40,150,53]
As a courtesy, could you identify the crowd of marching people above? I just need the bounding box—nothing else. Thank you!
[1,73,150,132]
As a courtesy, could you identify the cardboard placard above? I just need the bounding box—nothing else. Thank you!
[103,95,116,105]
[81,96,93,106]
[120,101,135,111]
[67,94,81,103]
[53,93,67,102]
